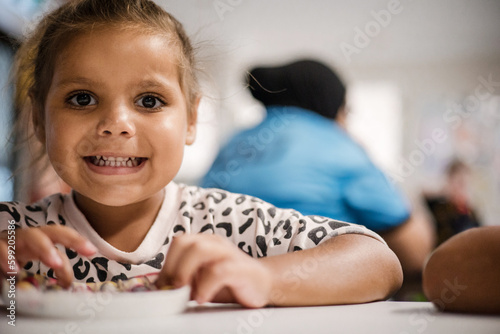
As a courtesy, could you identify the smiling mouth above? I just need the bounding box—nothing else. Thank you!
[85,156,147,167]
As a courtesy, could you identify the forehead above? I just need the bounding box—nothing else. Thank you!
[51,27,181,89]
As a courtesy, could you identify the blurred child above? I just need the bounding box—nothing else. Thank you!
[425,158,481,246]
[202,60,434,278]
[0,0,402,308]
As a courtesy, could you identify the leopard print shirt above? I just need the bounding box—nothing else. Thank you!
[0,182,385,284]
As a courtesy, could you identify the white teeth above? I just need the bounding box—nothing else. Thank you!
[90,156,143,167]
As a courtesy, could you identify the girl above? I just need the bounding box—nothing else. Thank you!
[0,0,402,308]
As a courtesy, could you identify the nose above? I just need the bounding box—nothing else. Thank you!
[96,103,136,137]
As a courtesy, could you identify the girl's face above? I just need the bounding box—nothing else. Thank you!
[40,28,197,207]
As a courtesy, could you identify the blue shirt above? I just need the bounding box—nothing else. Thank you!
[201,106,410,232]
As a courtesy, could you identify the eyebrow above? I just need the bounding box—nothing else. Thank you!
[137,80,163,89]
[52,77,100,88]
[135,78,182,102]
[52,77,179,93]
[137,79,177,91]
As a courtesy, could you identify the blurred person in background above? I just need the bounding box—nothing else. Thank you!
[201,59,435,284]
[424,158,481,247]
[423,225,500,314]
[0,29,16,202]
[0,0,71,203]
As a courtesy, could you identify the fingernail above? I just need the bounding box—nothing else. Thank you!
[84,241,97,253]
[51,249,63,266]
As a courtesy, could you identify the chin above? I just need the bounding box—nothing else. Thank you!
[96,197,137,207]
[76,187,144,207]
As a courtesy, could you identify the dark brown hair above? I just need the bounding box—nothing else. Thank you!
[446,158,469,177]
[15,0,199,147]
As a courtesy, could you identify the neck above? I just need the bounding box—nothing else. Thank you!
[334,108,348,129]
[73,190,165,252]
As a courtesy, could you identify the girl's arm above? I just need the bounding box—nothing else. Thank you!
[259,233,402,306]
[157,233,402,307]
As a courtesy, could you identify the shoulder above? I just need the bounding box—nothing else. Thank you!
[175,183,265,209]
[175,183,289,225]
[0,193,69,229]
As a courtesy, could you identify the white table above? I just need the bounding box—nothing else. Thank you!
[1,301,500,334]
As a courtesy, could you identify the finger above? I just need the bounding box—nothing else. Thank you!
[226,278,270,308]
[155,272,171,289]
[169,237,230,288]
[193,260,233,304]
[157,235,235,288]
[157,235,203,288]
[39,225,97,256]
[211,286,234,304]
[156,236,191,288]
[196,260,271,308]
[163,236,190,278]
[52,247,74,289]
[193,261,264,307]
[16,228,64,269]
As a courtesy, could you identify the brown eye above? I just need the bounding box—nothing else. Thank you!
[69,93,96,106]
[137,95,164,109]
[142,96,156,108]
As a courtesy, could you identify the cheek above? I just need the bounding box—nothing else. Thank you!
[44,121,64,157]
[44,115,81,164]
[150,117,188,163]
[153,114,188,142]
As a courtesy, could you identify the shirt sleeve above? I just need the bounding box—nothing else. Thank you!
[0,200,49,275]
[0,201,44,230]
[192,188,386,259]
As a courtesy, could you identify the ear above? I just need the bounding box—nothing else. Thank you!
[30,93,46,143]
[185,96,199,146]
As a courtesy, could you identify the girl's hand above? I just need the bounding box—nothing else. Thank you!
[156,234,272,308]
[0,225,97,288]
